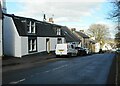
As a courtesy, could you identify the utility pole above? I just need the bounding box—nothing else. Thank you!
[0,0,7,57]
[0,0,2,56]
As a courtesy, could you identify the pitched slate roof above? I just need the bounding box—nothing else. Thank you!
[3,13,82,43]
[61,26,81,42]
[3,13,64,37]
[75,31,89,38]
[36,22,59,37]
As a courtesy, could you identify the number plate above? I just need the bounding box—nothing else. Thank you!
[59,49,64,52]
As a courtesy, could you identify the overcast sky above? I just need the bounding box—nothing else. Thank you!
[5,0,116,38]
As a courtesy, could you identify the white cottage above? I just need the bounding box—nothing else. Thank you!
[3,14,65,57]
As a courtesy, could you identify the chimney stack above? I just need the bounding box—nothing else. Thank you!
[71,28,76,32]
[79,30,84,33]
[48,17,54,23]
[0,0,7,13]
[0,1,2,18]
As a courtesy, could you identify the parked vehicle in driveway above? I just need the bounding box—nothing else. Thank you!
[55,43,78,57]
[75,47,87,56]
[116,48,120,53]
[84,48,90,54]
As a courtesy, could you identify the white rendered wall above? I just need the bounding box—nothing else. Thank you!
[37,37,65,53]
[0,20,2,56]
[95,43,100,53]
[3,16,21,57]
[50,38,57,51]
[37,37,46,52]
[50,37,65,51]
[21,37,28,56]
[62,38,65,43]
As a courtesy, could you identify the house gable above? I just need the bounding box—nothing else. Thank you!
[61,26,81,42]
[75,31,89,39]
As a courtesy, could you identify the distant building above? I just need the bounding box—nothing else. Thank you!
[71,29,89,48]
[61,26,81,47]
[102,43,112,51]
[95,43,100,53]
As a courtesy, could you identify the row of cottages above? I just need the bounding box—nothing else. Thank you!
[61,26,81,47]
[3,14,81,58]
[71,28,90,48]
[71,28,100,53]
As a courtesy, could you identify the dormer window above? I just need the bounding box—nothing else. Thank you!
[27,20,36,34]
[57,28,61,35]
[21,20,26,23]
[31,21,36,33]
[27,21,31,33]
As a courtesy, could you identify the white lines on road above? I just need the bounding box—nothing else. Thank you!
[45,70,50,73]
[45,64,68,73]
[9,78,26,84]
[9,64,68,84]
[52,64,68,71]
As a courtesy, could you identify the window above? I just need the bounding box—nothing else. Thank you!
[57,28,61,35]
[27,20,36,34]
[31,21,36,33]
[21,20,26,23]
[28,38,37,52]
[57,38,62,44]
[27,21,31,33]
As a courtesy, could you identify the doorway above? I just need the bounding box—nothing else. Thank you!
[46,38,50,53]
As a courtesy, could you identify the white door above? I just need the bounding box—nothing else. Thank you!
[46,38,50,53]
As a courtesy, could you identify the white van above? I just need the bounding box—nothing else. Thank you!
[55,43,78,57]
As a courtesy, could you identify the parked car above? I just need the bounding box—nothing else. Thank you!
[116,49,120,53]
[55,43,78,57]
[75,47,87,56]
[99,49,104,53]
[84,48,90,54]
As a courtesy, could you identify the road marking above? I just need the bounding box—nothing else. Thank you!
[45,70,51,73]
[44,64,68,73]
[9,78,26,84]
[52,64,68,71]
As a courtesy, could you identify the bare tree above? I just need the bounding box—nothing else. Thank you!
[109,0,120,48]
[109,0,120,22]
[115,32,120,47]
[88,24,110,44]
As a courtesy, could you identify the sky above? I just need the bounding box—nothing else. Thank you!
[4,0,116,38]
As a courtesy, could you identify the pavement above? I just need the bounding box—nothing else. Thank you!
[2,52,57,72]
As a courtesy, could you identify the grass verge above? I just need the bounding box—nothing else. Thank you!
[107,53,120,85]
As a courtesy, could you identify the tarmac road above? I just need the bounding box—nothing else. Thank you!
[3,53,115,84]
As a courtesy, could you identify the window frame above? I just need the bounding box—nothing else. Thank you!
[28,37,37,53]
[27,20,36,34]
[56,28,61,36]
